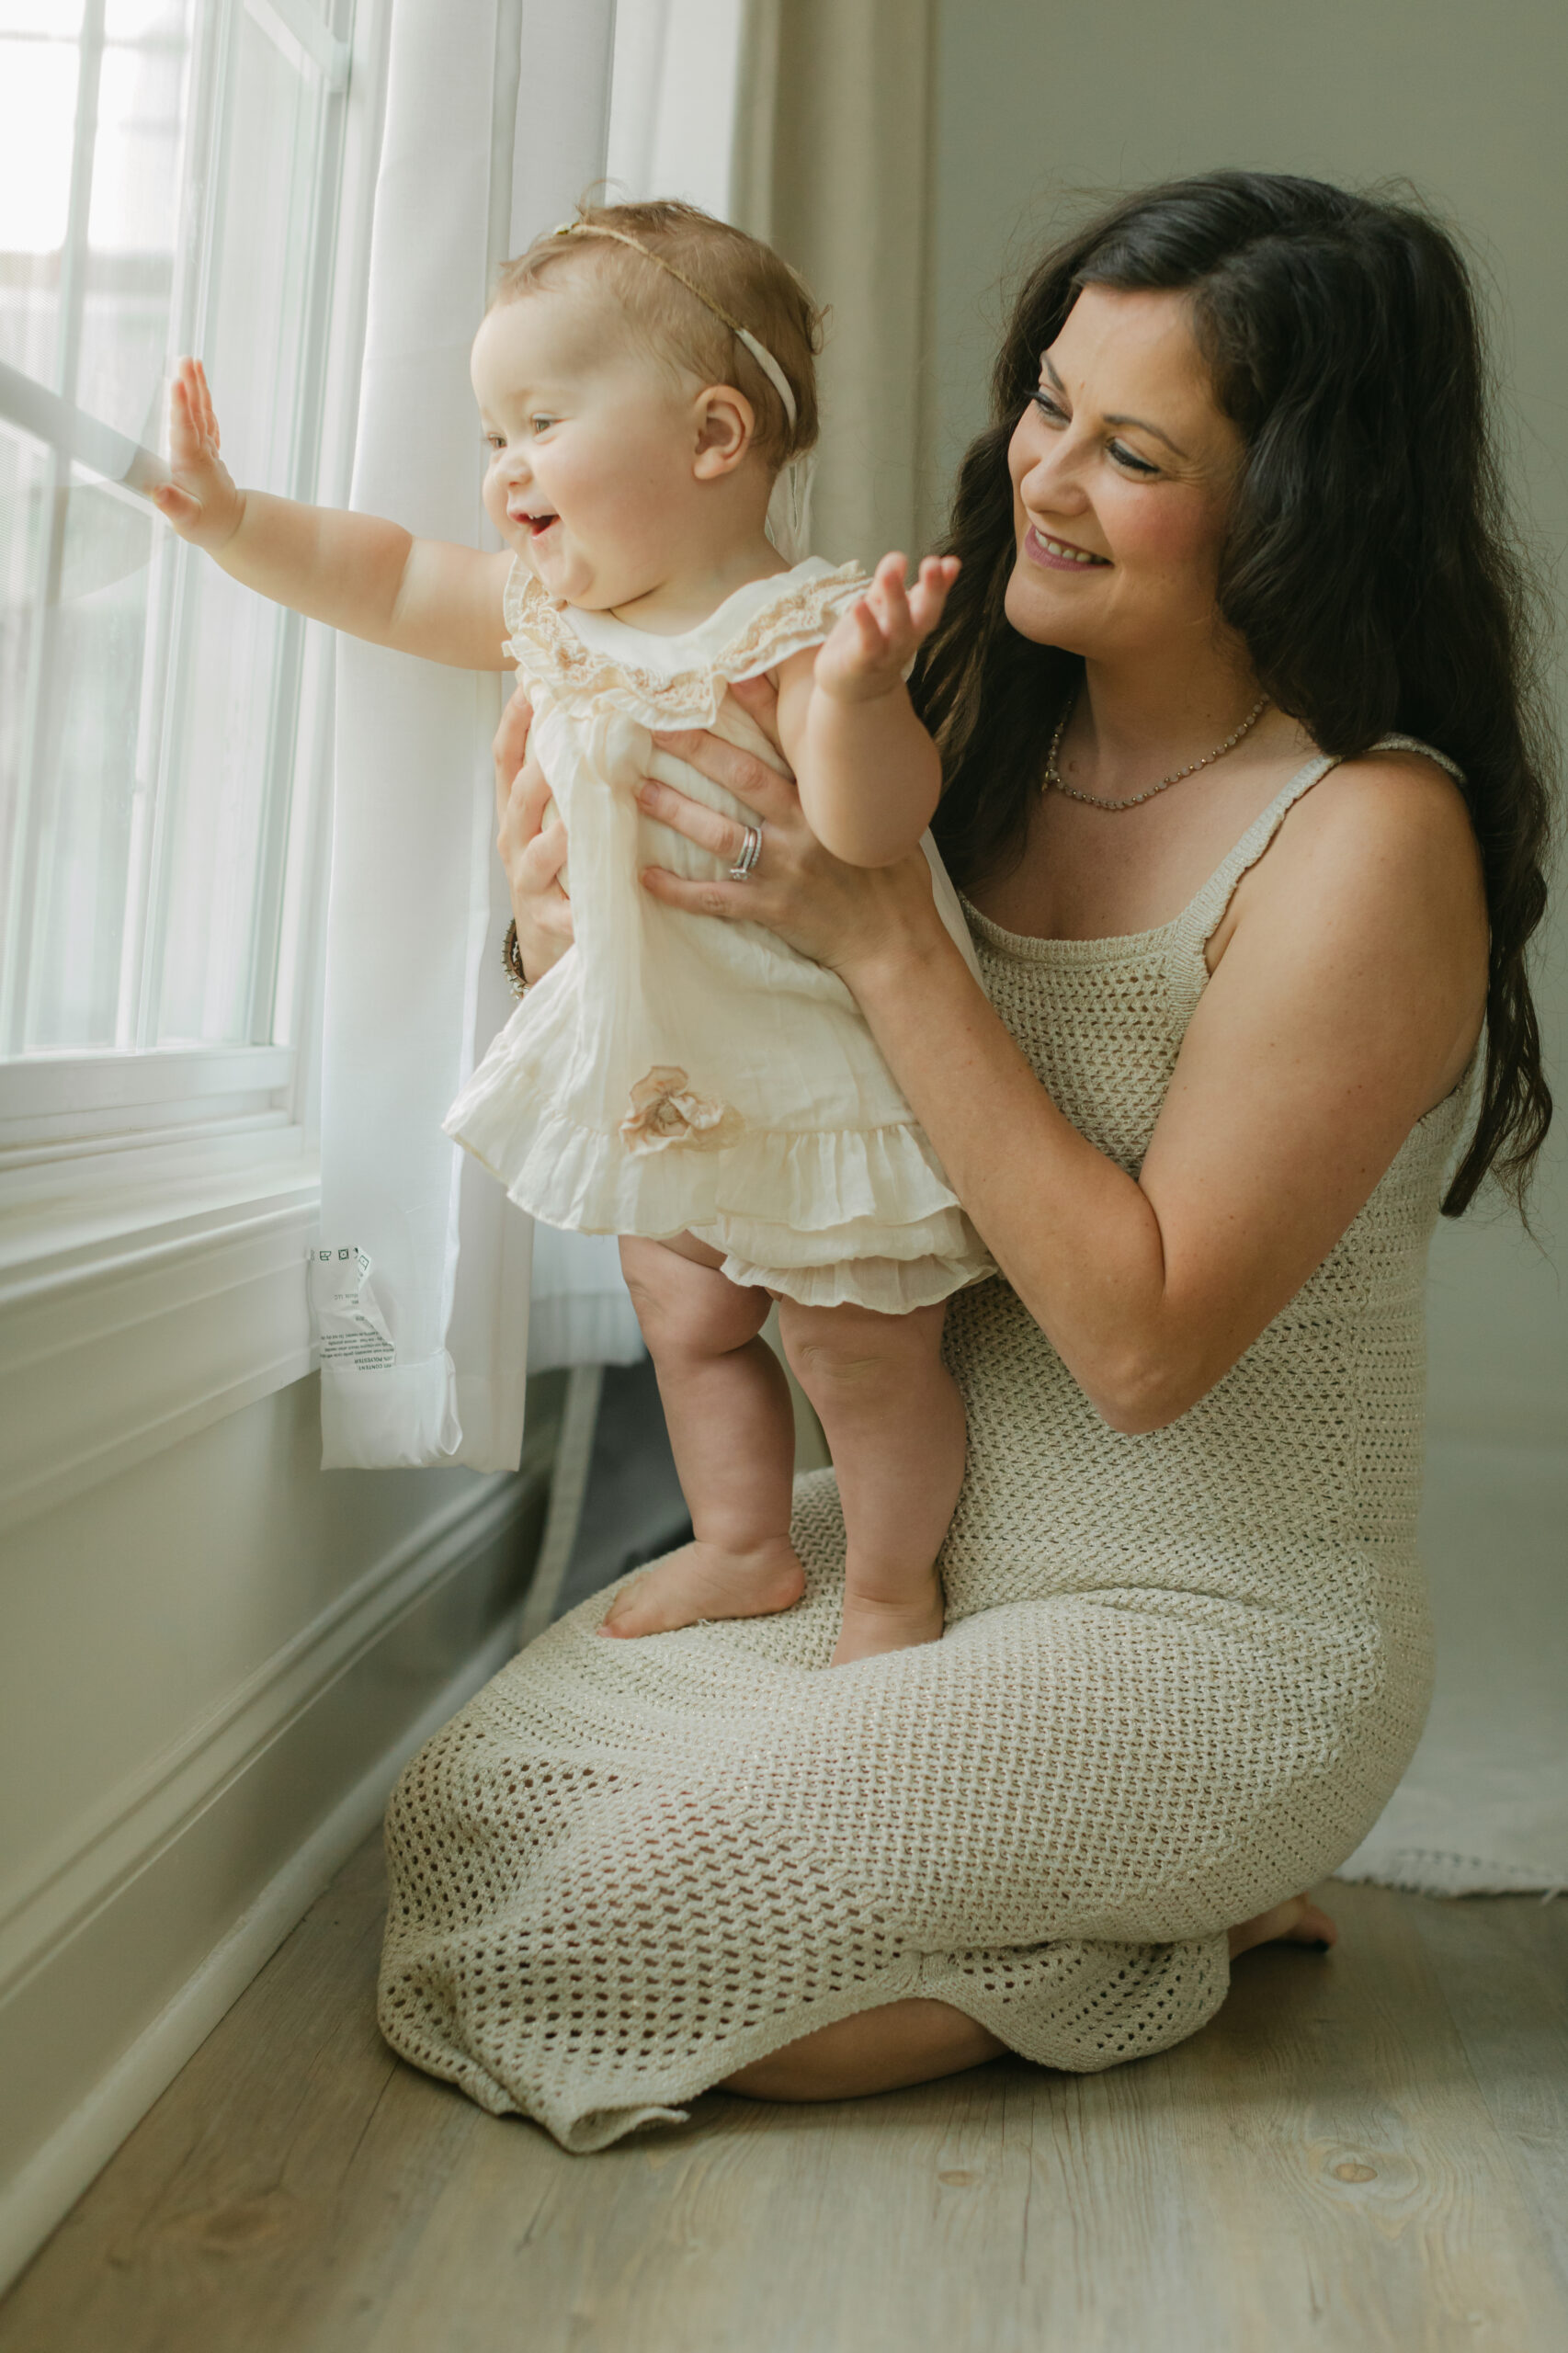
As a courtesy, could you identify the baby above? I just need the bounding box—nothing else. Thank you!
[154,199,992,1664]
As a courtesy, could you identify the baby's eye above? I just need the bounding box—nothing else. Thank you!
[529,415,555,435]
[483,432,506,452]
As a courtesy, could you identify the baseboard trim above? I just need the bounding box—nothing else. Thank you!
[0,1473,522,1997]
[0,1188,321,1534]
[0,1608,520,2299]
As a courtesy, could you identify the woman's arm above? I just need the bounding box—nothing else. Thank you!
[638,728,1487,1433]
[153,359,513,670]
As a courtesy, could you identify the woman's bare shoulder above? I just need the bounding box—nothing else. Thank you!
[1247,743,1485,939]
[1212,745,1489,1091]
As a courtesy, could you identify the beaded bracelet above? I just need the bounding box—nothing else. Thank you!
[502,919,529,1000]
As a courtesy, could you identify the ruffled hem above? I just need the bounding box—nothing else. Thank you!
[444,1079,994,1288]
[715,1247,994,1313]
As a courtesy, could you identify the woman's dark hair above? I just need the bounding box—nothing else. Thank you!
[916,170,1554,1215]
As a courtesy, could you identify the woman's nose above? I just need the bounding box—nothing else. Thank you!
[1020,439,1087,518]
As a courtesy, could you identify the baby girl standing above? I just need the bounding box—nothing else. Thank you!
[154,199,992,1662]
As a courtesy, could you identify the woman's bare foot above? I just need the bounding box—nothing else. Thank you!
[1227,1892,1338,1961]
[832,1574,945,1665]
[597,1537,805,1639]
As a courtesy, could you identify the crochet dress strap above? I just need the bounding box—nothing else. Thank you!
[1173,732,1465,987]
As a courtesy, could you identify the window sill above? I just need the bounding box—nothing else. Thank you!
[0,1134,321,1533]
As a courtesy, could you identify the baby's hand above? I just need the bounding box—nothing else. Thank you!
[151,358,244,551]
[813,551,960,706]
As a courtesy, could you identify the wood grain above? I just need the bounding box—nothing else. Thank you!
[2,1847,1564,2353]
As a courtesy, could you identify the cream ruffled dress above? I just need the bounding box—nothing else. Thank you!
[443,556,993,1312]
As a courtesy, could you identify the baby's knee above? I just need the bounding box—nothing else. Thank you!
[619,1238,767,1361]
[779,1300,945,1403]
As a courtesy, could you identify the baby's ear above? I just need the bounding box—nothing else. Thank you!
[692,384,756,479]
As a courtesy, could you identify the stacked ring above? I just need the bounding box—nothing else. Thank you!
[728,824,763,881]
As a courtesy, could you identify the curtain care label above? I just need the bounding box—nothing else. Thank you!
[307,1246,395,1372]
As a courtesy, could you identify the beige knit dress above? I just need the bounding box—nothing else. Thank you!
[380,741,1468,2153]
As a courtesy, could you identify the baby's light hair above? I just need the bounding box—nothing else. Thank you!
[492,199,822,472]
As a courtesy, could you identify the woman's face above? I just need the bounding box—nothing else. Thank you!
[1004,284,1244,666]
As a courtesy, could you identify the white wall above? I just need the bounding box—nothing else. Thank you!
[921,0,1568,1453]
[0,1370,555,2290]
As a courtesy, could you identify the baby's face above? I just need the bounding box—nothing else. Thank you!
[472,284,709,609]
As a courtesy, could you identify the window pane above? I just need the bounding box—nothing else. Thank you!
[5,452,157,1048]
[0,13,79,390]
[153,6,329,1046]
[79,0,189,443]
[0,0,348,1059]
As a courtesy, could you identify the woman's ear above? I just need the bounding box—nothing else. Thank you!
[692,384,756,480]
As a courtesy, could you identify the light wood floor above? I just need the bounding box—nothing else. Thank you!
[2,1838,1564,2353]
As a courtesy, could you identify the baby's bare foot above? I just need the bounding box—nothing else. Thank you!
[1227,1893,1338,1961]
[597,1537,805,1639]
[832,1576,945,1665]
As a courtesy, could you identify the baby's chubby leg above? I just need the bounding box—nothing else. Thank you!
[776,1297,964,1665]
[600,1235,805,1638]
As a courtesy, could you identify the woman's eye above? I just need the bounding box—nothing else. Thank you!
[1031,390,1066,424]
[1108,439,1158,476]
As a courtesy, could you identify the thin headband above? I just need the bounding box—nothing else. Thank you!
[552,219,799,432]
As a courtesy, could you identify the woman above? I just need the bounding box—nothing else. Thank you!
[379,172,1552,2143]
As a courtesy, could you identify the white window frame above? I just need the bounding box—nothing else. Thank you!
[0,0,392,1533]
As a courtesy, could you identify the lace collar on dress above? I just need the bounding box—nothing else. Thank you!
[501,556,867,729]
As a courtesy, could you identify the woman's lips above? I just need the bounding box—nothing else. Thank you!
[1024,524,1110,572]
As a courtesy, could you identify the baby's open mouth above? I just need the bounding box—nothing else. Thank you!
[514,510,559,540]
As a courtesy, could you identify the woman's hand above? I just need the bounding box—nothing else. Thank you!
[637,677,943,982]
[494,685,573,982]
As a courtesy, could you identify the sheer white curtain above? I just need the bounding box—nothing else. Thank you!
[317,0,618,1470]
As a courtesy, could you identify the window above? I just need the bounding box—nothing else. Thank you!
[0,0,353,1121]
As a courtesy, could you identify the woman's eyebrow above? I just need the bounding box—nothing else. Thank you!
[1040,352,1188,459]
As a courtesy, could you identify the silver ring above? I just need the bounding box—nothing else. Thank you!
[728,823,762,881]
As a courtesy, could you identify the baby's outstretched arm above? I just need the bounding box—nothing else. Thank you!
[152,359,512,671]
[776,553,959,868]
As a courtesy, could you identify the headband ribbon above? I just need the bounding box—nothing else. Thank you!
[552,220,799,430]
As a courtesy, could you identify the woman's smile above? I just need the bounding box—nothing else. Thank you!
[1023,523,1111,571]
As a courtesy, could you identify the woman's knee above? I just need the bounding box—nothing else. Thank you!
[723,1998,1003,2102]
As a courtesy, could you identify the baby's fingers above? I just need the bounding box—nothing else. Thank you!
[861,552,908,649]
[844,597,888,665]
[168,371,202,463]
[191,358,220,450]
[904,553,960,639]
[170,358,220,459]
